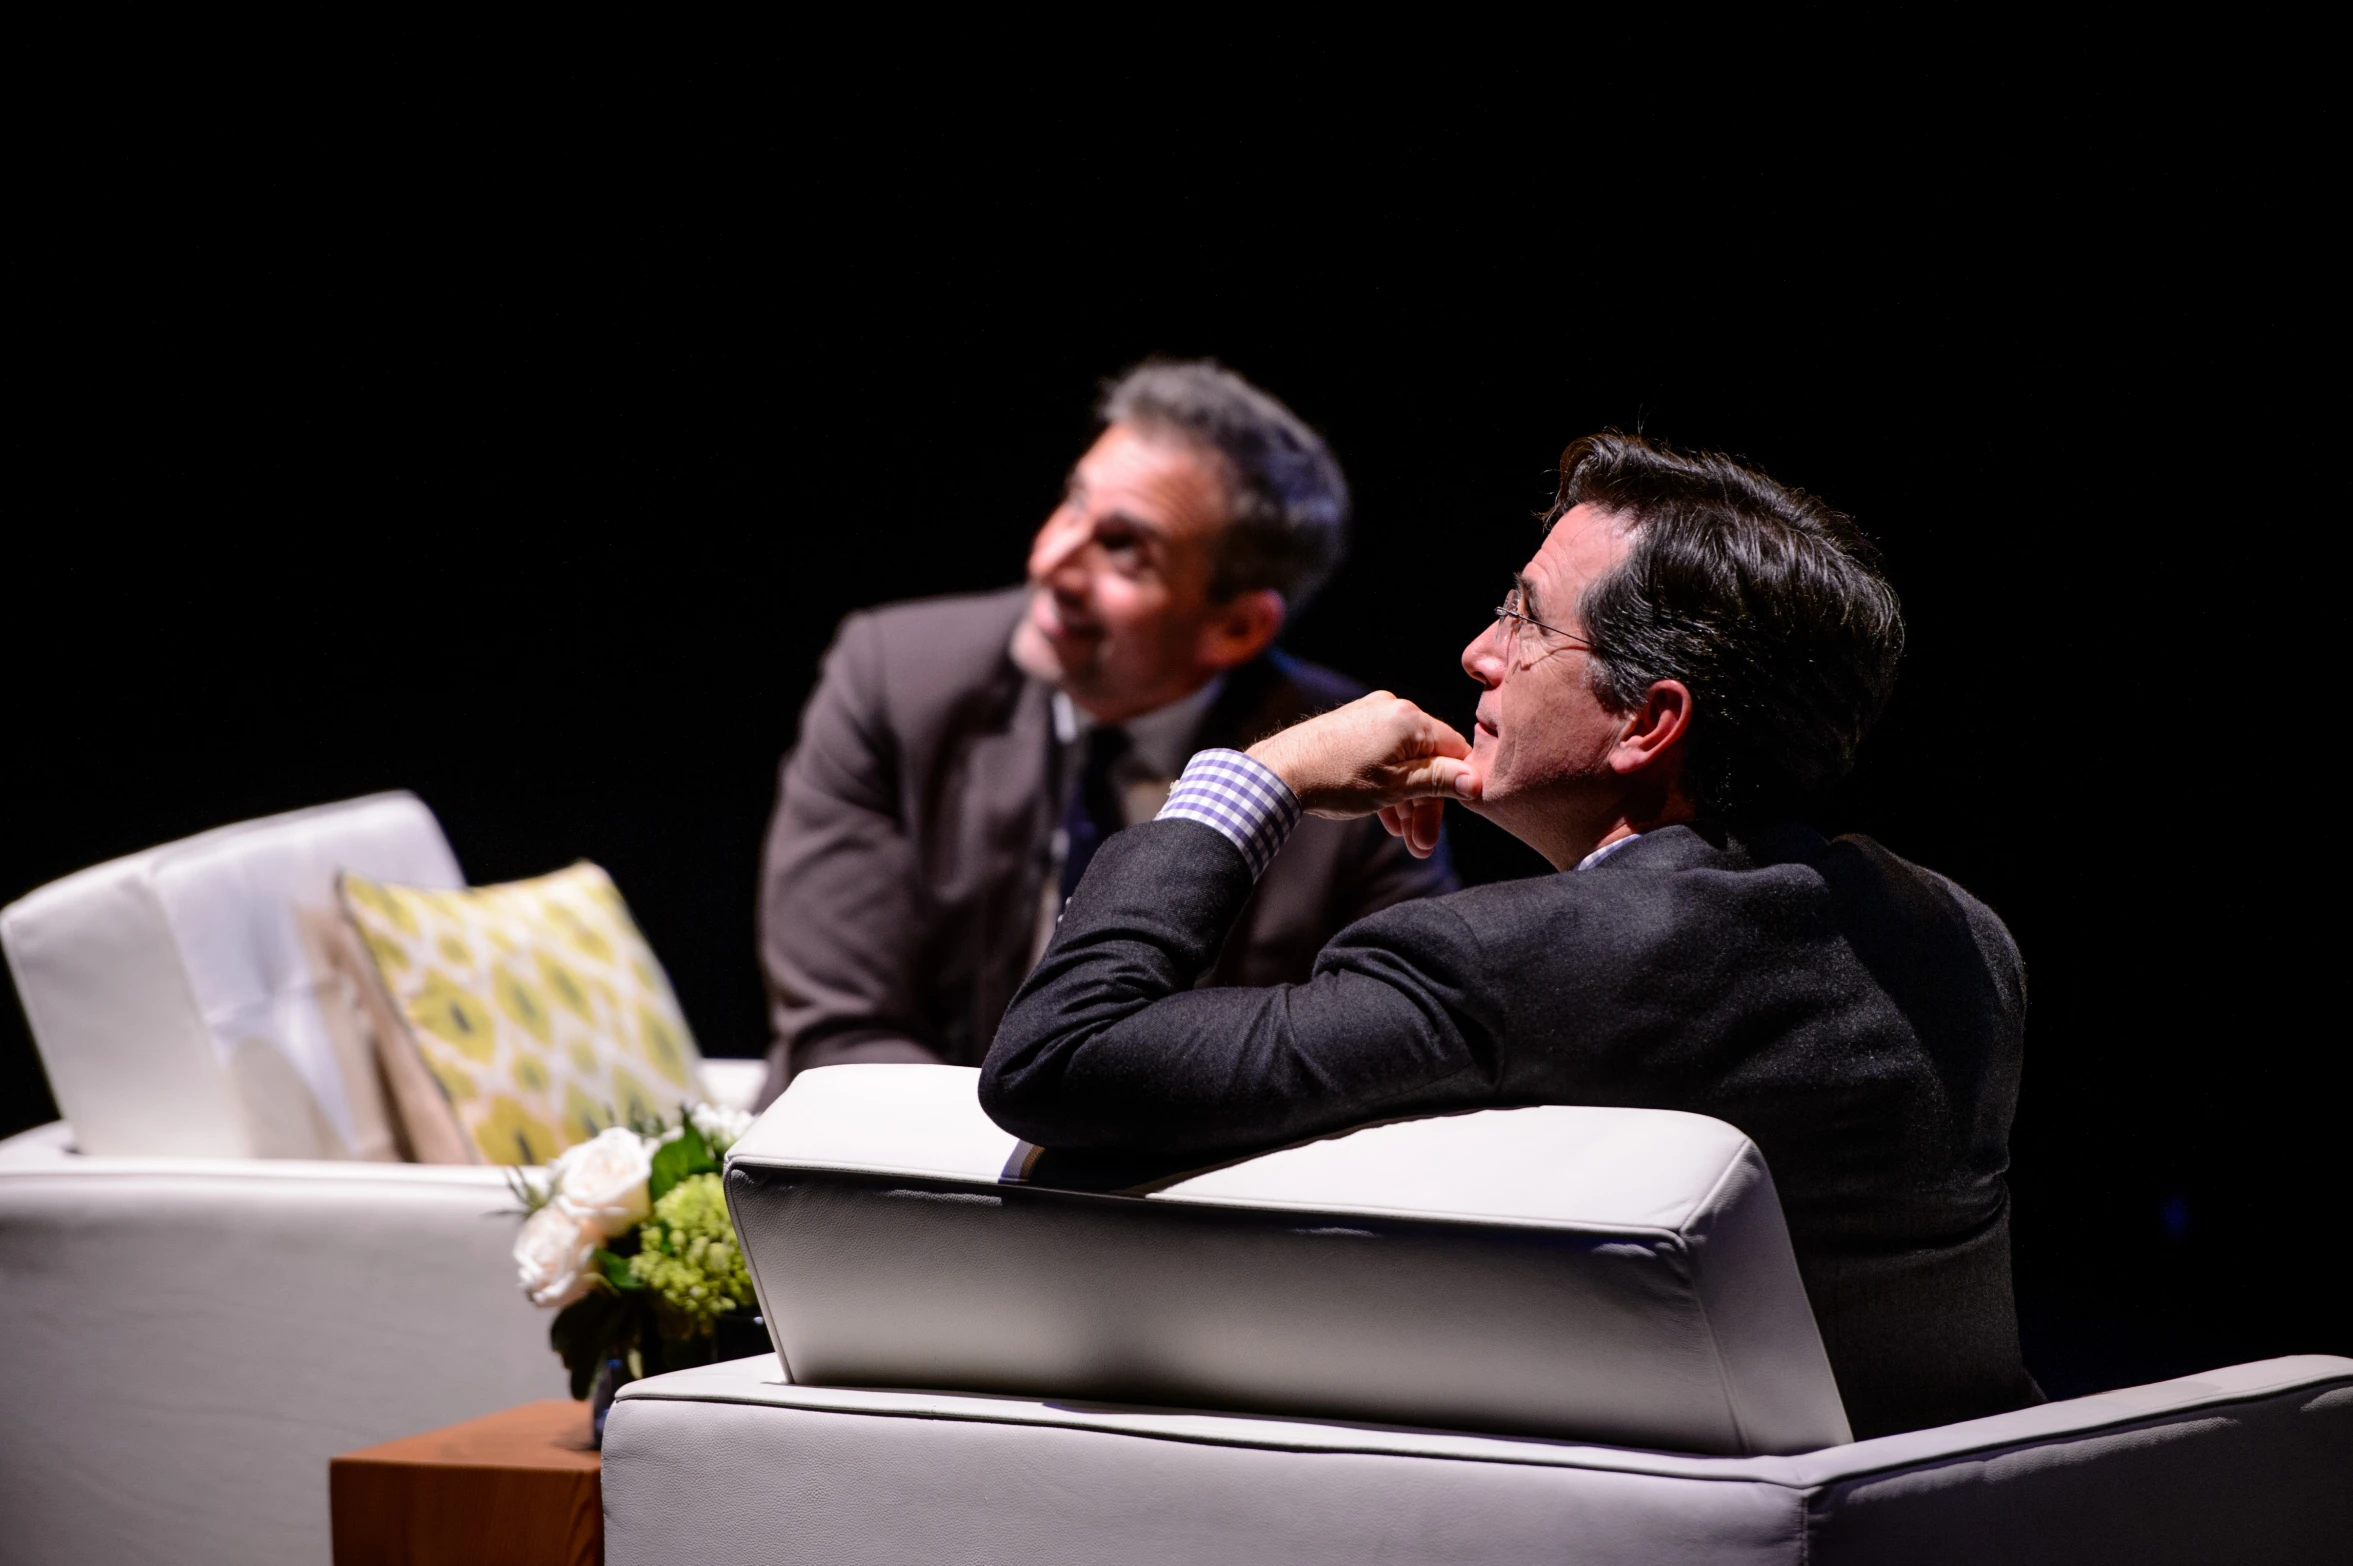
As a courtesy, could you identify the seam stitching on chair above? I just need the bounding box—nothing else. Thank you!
[1791,1380,2353,1487]
[1683,1151,1756,1454]
[612,1372,2353,1490]
[619,1390,1801,1480]
[738,1161,1702,1238]
[722,1173,799,1385]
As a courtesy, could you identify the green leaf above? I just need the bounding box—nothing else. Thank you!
[647,1122,715,1203]
[549,1290,634,1401]
[548,1289,655,1400]
[502,1167,536,1215]
[597,1248,646,1291]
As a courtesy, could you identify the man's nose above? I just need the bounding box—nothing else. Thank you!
[1462,622,1506,688]
[1030,514,1093,588]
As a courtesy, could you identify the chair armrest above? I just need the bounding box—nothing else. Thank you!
[1785,1353,2349,1483]
[726,1066,1849,1455]
[698,1057,765,1115]
[1785,1355,2353,1563]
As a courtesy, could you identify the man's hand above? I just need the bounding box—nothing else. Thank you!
[1246,692,1477,859]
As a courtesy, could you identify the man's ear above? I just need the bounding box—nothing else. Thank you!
[1608,679,1694,776]
[1198,589,1286,670]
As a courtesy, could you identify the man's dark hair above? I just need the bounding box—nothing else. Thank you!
[1548,433,1905,820]
[1101,360,1349,610]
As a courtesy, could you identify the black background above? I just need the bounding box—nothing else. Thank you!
[8,50,2339,1400]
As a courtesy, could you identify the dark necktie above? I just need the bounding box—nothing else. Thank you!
[1059,725,1131,901]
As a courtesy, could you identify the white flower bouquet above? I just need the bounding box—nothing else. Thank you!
[507,1102,759,1403]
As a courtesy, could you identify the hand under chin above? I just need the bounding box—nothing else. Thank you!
[1461,742,1496,799]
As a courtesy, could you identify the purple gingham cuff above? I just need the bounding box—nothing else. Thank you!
[1156,748,1301,880]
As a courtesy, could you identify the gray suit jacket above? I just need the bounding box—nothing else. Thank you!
[757,588,1457,1102]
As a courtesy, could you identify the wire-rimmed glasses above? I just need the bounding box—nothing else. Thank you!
[1492,584,1593,661]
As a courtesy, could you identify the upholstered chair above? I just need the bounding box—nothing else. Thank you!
[604,1065,2350,1566]
[0,795,763,1566]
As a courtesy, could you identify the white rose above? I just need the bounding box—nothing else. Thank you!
[549,1126,655,1238]
[514,1202,600,1309]
[690,1101,753,1153]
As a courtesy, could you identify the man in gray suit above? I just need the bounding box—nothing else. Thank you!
[756,362,1456,1105]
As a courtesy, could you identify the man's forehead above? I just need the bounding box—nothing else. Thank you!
[1073,424,1226,532]
[1525,503,1631,606]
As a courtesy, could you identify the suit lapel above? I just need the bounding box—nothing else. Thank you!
[956,660,1056,1051]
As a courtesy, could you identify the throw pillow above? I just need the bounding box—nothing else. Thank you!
[334,861,707,1164]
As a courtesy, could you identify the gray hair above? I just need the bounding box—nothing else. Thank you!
[1100,360,1349,610]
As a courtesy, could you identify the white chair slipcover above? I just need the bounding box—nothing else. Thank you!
[2,791,463,1159]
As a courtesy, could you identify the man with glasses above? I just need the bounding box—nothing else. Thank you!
[985,433,2042,1440]
[755,361,1455,1106]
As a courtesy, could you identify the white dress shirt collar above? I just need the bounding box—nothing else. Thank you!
[1575,834,1643,872]
[1052,676,1226,779]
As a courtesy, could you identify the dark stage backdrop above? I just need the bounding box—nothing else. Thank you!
[9,101,2338,1404]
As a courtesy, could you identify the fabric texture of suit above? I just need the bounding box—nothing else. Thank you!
[983,816,2040,1441]
[758,588,1456,1102]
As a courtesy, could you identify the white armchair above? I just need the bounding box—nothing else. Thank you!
[0,1068,768,1566]
[0,1126,552,1564]
[602,1066,2351,1565]
[0,796,767,1566]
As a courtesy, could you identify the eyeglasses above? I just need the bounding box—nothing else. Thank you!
[1492,584,1593,660]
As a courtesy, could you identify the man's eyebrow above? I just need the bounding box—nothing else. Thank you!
[1095,507,1166,541]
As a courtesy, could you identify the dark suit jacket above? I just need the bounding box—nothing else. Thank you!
[983,816,2041,1440]
[758,588,1456,1099]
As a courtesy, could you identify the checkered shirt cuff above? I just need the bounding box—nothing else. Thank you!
[1156,749,1301,880]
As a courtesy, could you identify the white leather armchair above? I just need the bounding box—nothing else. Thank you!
[0,1062,769,1566]
[602,1066,2351,1565]
[0,1124,552,1565]
[0,796,767,1566]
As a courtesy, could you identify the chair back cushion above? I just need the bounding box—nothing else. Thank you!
[1,793,462,1157]
[726,1064,1853,1456]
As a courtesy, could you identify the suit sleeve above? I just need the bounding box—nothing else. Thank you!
[758,612,946,1105]
[1330,813,1461,924]
[980,818,1505,1160]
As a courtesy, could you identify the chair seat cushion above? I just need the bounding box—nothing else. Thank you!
[604,1353,2353,1566]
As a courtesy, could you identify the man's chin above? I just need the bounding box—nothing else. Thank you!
[1456,762,1505,820]
[1011,619,1098,690]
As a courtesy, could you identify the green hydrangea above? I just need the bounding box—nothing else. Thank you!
[627,1172,753,1335]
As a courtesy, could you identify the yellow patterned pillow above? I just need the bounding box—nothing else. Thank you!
[335,861,706,1165]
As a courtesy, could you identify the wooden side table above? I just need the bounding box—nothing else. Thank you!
[330,1398,601,1566]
